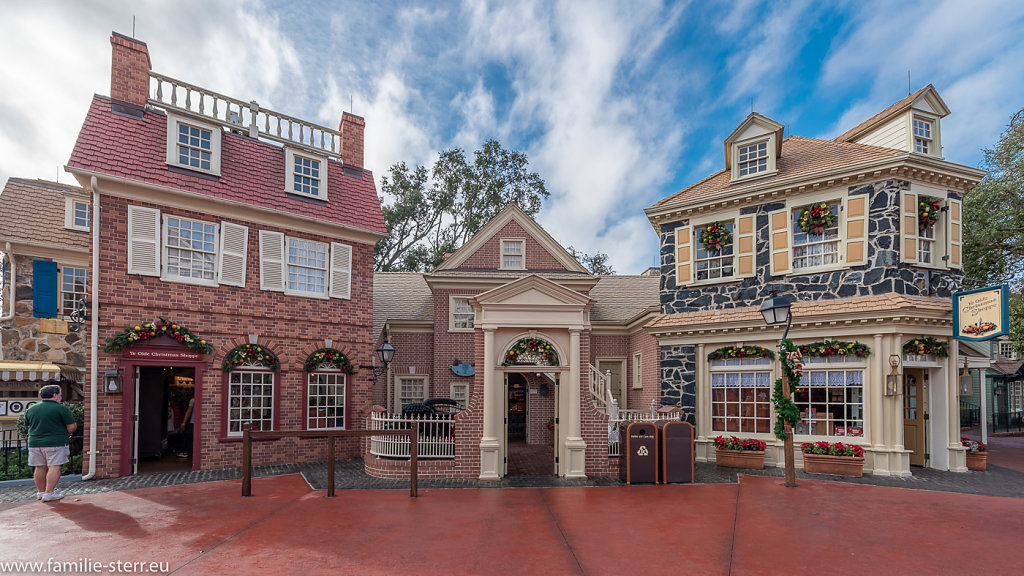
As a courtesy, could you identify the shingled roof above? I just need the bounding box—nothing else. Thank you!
[835,85,933,143]
[66,96,385,236]
[373,272,433,339]
[589,275,659,323]
[0,178,91,250]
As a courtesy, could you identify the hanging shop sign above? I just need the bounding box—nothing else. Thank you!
[953,285,1009,342]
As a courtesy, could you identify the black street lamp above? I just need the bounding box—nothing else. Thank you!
[361,339,396,383]
[760,295,797,488]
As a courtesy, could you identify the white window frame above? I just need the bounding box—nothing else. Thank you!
[999,341,1018,360]
[284,148,328,200]
[692,218,736,283]
[165,113,222,176]
[709,357,774,435]
[913,116,933,155]
[500,238,525,270]
[162,215,219,287]
[396,375,429,409]
[789,195,845,274]
[285,236,329,299]
[1009,380,1024,412]
[227,370,275,437]
[450,382,469,410]
[449,295,475,332]
[307,371,346,430]
[905,188,951,270]
[60,266,88,318]
[632,352,643,390]
[736,140,769,178]
[64,198,90,232]
[792,355,866,439]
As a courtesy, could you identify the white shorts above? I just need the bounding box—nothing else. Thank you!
[28,446,70,467]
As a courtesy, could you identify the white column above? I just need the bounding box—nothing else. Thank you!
[564,329,587,478]
[479,328,500,480]
[949,345,967,471]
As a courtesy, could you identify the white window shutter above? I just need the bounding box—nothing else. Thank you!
[329,242,352,300]
[127,205,161,276]
[768,208,791,276]
[259,230,285,291]
[64,198,75,229]
[219,222,249,287]
[947,198,962,269]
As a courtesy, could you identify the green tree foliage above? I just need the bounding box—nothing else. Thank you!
[375,140,549,272]
[565,246,616,275]
[964,108,1024,349]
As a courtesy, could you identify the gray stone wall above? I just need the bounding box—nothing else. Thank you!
[660,344,695,424]
[0,254,87,366]
[659,179,964,314]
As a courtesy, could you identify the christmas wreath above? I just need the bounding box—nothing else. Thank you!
[707,345,775,361]
[223,343,279,372]
[902,337,949,357]
[797,203,836,235]
[919,197,942,231]
[502,338,559,366]
[104,319,213,354]
[304,348,354,373]
[699,222,732,253]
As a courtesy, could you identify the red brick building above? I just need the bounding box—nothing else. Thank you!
[371,205,661,479]
[64,33,384,478]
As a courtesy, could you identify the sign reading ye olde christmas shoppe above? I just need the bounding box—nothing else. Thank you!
[953,285,1010,342]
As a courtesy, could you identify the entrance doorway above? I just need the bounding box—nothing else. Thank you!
[135,366,195,475]
[598,359,626,408]
[903,369,927,467]
[504,373,554,476]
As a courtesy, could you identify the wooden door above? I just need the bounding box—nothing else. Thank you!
[903,370,926,467]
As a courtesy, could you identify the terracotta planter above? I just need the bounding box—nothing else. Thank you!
[802,453,864,477]
[966,451,987,471]
[715,449,765,470]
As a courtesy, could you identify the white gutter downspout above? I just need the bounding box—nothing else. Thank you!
[83,176,100,481]
[0,242,15,324]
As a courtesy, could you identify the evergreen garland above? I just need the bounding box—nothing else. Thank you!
[772,338,801,441]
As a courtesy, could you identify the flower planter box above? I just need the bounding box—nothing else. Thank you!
[802,453,864,477]
[966,452,987,471]
[715,449,765,470]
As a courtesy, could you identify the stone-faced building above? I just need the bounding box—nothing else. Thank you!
[0,179,89,433]
[372,205,661,479]
[644,85,986,476]
[61,33,384,478]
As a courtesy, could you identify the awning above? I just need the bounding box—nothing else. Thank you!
[0,361,83,383]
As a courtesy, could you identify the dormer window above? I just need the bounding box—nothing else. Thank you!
[285,149,327,199]
[501,238,525,269]
[738,141,768,177]
[64,198,90,231]
[913,117,933,154]
[165,113,222,175]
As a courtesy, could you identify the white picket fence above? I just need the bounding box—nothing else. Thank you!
[607,408,663,457]
[369,412,456,459]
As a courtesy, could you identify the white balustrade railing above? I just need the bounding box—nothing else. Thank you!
[149,72,343,161]
[607,405,664,457]
[369,411,455,460]
[589,365,610,413]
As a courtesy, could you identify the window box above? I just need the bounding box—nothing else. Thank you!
[715,448,766,470]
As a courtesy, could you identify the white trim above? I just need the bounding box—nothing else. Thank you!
[258,230,285,292]
[396,374,429,409]
[284,148,328,201]
[127,205,161,276]
[450,382,470,410]
[284,236,330,299]
[731,135,778,182]
[632,352,643,390]
[161,215,220,287]
[328,241,352,300]
[165,113,222,176]
[688,212,739,285]
[449,294,475,332]
[64,198,90,231]
[218,222,249,287]
[500,237,526,270]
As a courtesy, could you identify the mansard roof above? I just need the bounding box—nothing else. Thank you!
[66,95,385,237]
[0,178,91,251]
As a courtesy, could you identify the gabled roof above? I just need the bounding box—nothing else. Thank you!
[473,274,593,308]
[836,84,950,143]
[723,113,784,169]
[0,178,91,251]
[433,204,589,273]
[66,96,385,237]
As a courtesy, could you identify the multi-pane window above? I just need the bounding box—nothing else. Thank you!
[65,199,90,231]
[292,154,321,197]
[450,383,469,410]
[287,238,328,295]
[999,342,1018,360]
[633,352,642,389]
[177,123,213,171]
[398,376,426,407]
[710,357,773,434]
[451,297,474,330]
[227,371,274,436]
[737,141,768,177]
[60,267,88,317]
[793,356,864,437]
[501,239,524,269]
[694,222,734,280]
[913,118,932,154]
[1009,380,1023,412]
[165,217,217,281]
[918,222,935,263]
[792,203,840,270]
[307,372,346,430]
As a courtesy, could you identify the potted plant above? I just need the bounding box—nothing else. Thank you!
[713,435,767,469]
[801,441,865,477]
[962,438,987,471]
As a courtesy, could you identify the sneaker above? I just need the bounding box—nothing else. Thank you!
[41,492,64,502]
[36,492,43,500]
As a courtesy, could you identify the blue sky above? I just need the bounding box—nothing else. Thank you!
[2,0,1023,274]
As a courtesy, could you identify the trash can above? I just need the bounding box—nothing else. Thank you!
[618,422,658,484]
[656,420,694,484]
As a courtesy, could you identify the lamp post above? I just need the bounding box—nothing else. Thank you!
[760,295,797,488]
[360,339,396,383]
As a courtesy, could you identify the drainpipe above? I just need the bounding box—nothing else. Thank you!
[82,176,100,481]
[0,242,15,323]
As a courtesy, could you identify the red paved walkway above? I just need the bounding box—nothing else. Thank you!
[2,474,1022,575]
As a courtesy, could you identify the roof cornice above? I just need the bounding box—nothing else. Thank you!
[424,274,599,293]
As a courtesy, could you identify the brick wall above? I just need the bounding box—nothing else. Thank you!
[458,221,567,270]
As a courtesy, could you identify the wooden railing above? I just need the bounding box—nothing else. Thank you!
[241,426,418,498]
[589,365,611,413]
[149,72,343,160]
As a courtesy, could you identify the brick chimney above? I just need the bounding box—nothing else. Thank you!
[110,32,152,108]
[339,112,365,170]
